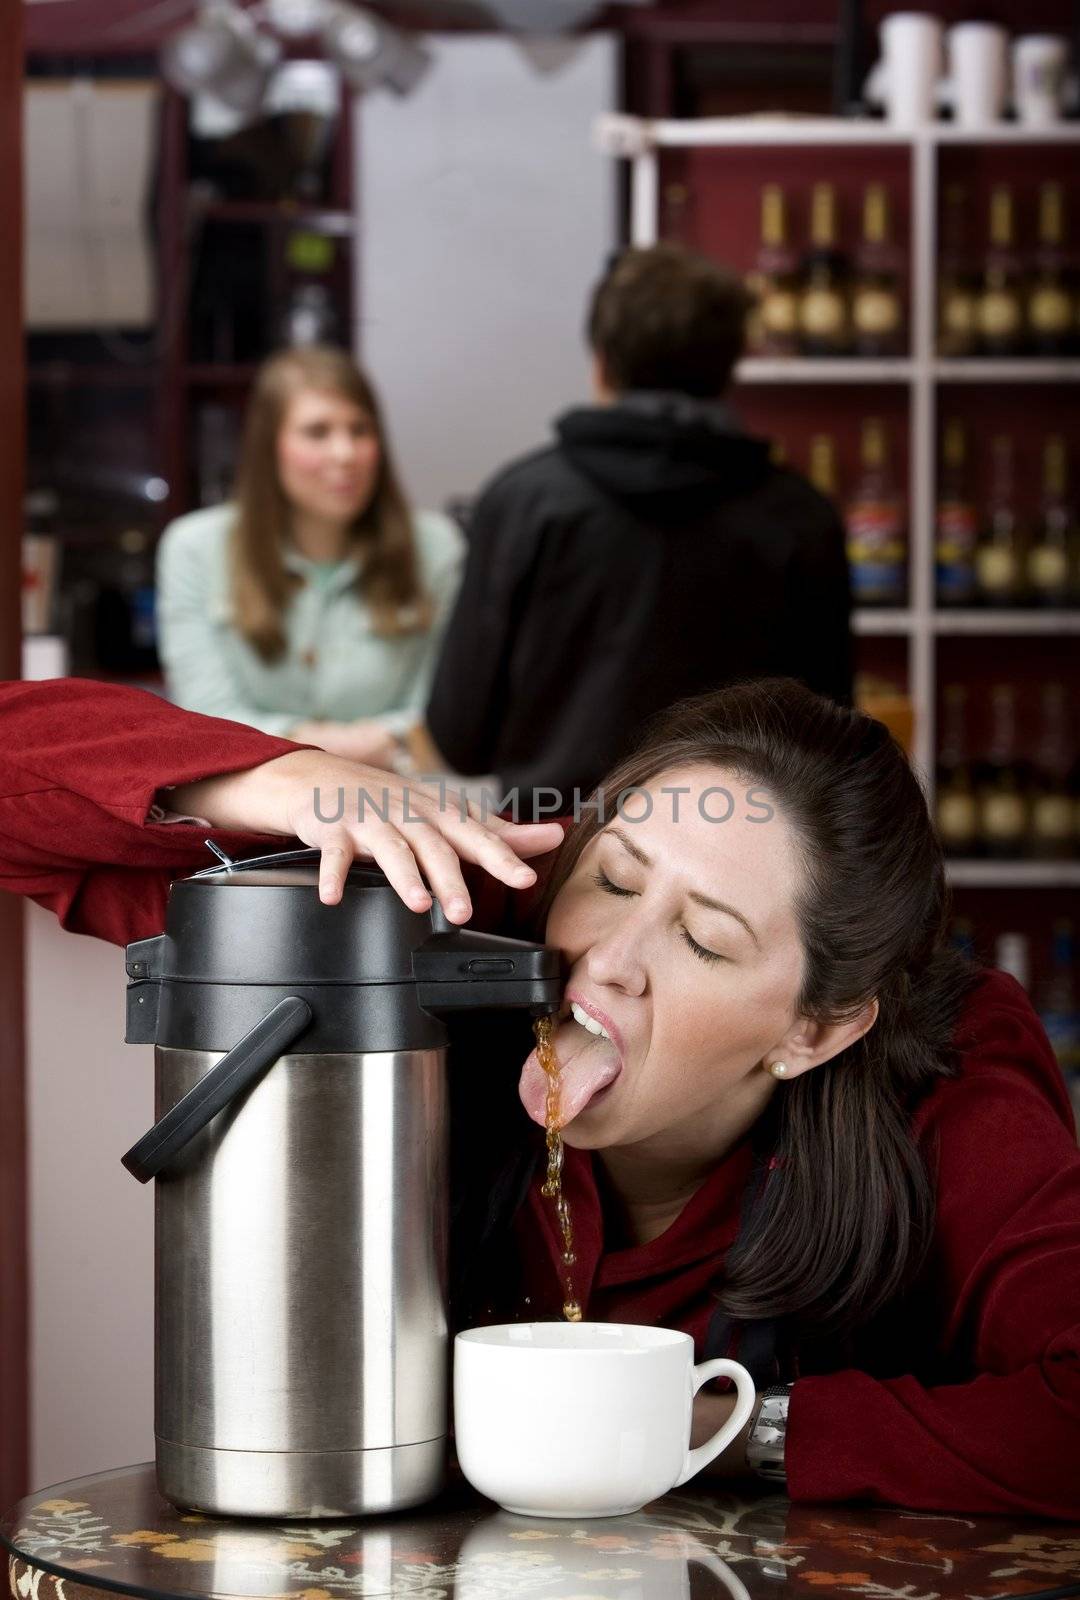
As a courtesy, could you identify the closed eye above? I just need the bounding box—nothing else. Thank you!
[682,929,725,965]
[593,871,726,965]
[592,869,635,898]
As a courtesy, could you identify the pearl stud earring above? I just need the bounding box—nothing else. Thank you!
[769,1060,790,1079]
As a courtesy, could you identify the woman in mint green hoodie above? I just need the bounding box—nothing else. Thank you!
[156,346,465,766]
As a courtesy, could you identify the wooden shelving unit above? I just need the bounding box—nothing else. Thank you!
[596,113,1080,898]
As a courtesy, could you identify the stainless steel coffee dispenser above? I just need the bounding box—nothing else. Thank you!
[121,843,560,1520]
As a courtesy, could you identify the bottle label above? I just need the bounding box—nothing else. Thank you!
[976,546,1018,594]
[1029,545,1069,593]
[941,290,976,339]
[800,289,846,337]
[978,291,1022,339]
[981,792,1026,839]
[1033,795,1074,841]
[761,288,799,336]
[847,502,906,600]
[936,503,978,600]
[938,793,978,846]
[853,288,901,336]
[1029,286,1072,336]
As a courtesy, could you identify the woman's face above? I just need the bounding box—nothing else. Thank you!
[520,764,809,1169]
[275,387,381,526]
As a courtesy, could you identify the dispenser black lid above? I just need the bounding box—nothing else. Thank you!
[123,844,562,1053]
[153,846,431,986]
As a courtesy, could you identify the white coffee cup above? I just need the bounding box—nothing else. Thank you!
[863,12,943,128]
[1012,34,1071,125]
[453,1321,757,1519]
[940,22,1009,126]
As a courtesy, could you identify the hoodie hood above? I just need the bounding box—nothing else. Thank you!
[555,391,773,521]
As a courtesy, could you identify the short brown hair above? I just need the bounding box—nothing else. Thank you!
[586,244,751,397]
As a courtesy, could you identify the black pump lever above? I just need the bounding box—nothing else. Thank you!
[121,996,313,1182]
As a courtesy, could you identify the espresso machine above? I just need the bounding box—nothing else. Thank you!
[122,842,560,1519]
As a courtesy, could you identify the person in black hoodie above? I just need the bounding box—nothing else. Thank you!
[425,244,853,813]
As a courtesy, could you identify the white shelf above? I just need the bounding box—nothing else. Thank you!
[639,117,914,148]
[737,358,913,384]
[853,609,914,635]
[935,360,1080,383]
[932,123,1080,144]
[735,358,1080,384]
[933,611,1080,634]
[850,609,1080,638]
[599,115,1080,151]
[946,861,1080,888]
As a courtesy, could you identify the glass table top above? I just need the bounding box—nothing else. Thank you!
[4,1463,1079,1600]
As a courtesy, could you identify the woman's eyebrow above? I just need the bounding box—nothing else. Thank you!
[687,889,760,948]
[606,826,651,866]
[604,827,761,948]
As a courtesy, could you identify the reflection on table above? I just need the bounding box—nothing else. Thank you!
[4,1464,1080,1600]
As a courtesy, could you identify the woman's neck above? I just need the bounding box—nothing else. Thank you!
[594,1075,775,1248]
[594,1153,707,1249]
[289,510,353,563]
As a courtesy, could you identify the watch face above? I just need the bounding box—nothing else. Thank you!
[748,1386,792,1483]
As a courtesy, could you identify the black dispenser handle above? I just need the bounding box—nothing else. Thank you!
[121,996,313,1183]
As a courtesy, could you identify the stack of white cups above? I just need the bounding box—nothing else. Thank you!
[865,11,1074,128]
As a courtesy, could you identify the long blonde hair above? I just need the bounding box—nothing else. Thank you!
[230,346,432,661]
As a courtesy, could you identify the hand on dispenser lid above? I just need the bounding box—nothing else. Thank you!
[168,747,565,922]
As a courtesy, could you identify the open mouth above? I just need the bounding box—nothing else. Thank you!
[518,1003,624,1129]
[568,1000,614,1042]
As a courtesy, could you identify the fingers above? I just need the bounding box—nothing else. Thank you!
[356,824,435,916]
[289,764,567,918]
[396,821,474,922]
[460,801,567,858]
[316,837,353,906]
[423,810,561,897]
[492,821,569,859]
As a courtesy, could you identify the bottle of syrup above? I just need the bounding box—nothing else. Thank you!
[845,418,907,607]
[798,184,851,357]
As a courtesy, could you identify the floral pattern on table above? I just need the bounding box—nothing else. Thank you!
[4,1466,1080,1600]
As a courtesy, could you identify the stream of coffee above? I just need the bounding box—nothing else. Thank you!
[533,1014,583,1322]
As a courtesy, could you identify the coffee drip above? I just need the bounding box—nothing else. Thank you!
[533,1015,583,1322]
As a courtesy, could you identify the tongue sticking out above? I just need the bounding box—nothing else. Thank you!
[518,1016,622,1128]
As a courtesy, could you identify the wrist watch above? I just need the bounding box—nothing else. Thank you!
[746,1383,793,1486]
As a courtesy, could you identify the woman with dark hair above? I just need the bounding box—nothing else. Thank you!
[0,673,1077,1518]
[156,345,465,765]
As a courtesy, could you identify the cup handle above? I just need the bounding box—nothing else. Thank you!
[690,1551,754,1600]
[674,1358,758,1488]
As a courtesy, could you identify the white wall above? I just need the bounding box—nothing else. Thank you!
[357,33,617,512]
[27,904,155,1489]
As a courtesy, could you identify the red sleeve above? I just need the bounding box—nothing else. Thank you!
[0,678,304,946]
[786,971,1080,1519]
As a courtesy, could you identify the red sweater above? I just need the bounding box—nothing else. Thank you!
[2,678,1080,1520]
